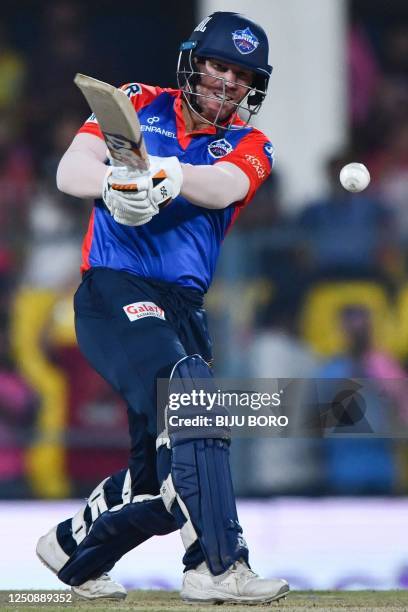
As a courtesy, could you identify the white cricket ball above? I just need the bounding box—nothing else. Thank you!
[339,162,370,193]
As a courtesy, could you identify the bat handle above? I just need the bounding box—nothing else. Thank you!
[110,164,133,180]
[111,161,147,180]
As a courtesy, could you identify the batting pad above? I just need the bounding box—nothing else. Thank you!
[171,438,248,575]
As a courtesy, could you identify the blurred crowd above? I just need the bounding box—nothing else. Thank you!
[0,1,408,498]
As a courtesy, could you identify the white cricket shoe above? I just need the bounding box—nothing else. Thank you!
[181,559,289,605]
[71,574,127,600]
[36,525,127,600]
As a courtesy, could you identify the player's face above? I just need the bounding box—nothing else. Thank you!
[194,58,253,122]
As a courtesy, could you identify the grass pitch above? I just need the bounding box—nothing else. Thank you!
[1,590,408,611]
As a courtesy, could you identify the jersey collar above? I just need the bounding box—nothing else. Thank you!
[174,91,247,149]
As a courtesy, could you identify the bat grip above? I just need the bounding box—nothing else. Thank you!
[111,162,148,180]
[110,164,135,180]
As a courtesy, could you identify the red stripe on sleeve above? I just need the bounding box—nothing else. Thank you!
[80,208,95,273]
[77,120,104,139]
[215,129,273,208]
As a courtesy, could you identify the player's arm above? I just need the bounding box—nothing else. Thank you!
[57,132,158,226]
[57,134,248,208]
[57,80,165,198]
[57,81,161,199]
[197,131,274,209]
[56,133,107,198]
[180,162,250,209]
[152,130,273,210]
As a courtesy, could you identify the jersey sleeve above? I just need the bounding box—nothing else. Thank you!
[76,82,166,140]
[216,130,275,207]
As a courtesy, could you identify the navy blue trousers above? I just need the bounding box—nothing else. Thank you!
[74,267,212,494]
[57,267,247,583]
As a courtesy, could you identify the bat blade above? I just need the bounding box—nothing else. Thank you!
[74,73,149,174]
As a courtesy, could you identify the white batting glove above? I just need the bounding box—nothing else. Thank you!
[102,166,158,227]
[102,155,183,227]
[137,155,183,209]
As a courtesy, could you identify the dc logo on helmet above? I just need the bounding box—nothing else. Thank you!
[232,27,260,55]
[208,138,233,158]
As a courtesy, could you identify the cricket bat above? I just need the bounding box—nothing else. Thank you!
[74,73,149,175]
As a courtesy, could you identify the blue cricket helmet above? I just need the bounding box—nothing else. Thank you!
[178,12,272,115]
[187,12,272,86]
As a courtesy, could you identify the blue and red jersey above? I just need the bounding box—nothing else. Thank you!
[79,83,274,293]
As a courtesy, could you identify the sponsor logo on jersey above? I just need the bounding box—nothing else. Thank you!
[123,83,142,98]
[123,301,165,322]
[244,154,267,179]
[232,28,259,55]
[141,123,177,139]
[208,138,233,158]
[263,142,275,168]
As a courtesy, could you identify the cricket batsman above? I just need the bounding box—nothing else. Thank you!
[36,11,289,604]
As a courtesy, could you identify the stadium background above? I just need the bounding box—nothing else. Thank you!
[1,0,408,591]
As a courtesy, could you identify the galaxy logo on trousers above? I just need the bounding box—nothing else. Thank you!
[123,301,165,321]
